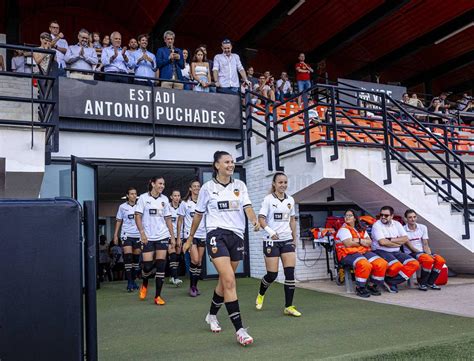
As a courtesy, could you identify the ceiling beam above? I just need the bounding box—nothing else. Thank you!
[150,0,188,53]
[348,9,474,79]
[403,50,474,87]
[307,0,410,63]
[236,0,301,50]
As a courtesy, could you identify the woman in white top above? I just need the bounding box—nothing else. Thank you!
[168,189,183,286]
[178,180,206,297]
[135,176,176,306]
[113,187,141,292]
[256,172,301,317]
[191,48,211,92]
[183,151,259,346]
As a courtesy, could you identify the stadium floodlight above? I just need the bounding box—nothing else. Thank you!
[434,22,474,45]
[287,0,306,16]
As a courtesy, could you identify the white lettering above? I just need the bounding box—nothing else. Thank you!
[202,110,209,124]
[95,101,103,116]
[155,91,161,103]
[210,110,217,124]
[184,108,192,122]
[129,89,136,101]
[193,109,201,123]
[141,105,149,119]
[84,100,93,115]
[218,111,225,125]
[175,108,183,121]
[156,106,164,119]
[124,103,133,118]
[114,102,122,117]
[163,92,170,103]
[165,107,173,121]
[105,102,113,116]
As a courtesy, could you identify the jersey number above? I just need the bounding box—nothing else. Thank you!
[209,237,217,246]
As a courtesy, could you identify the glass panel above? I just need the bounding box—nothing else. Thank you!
[76,163,95,206]
[39,164,71,198]
[203,170,244,275]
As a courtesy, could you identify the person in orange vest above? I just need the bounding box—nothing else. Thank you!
[371,206,420,293]
[403,209,445,291]
[335,209,388,297]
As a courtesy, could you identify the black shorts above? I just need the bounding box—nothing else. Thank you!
[112,263,124,272]
[142,238,169,252]
[206,228,244,262]
[121,236,141,250]
[192,237,206,248]
[263,239,295,257]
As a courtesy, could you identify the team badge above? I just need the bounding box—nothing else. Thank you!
[161,202,165,207]
[212,246,218,254]
[233,189,240,197]
[287,203,292,209]
[266,247,272,254]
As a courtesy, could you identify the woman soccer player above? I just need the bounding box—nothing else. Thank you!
[178,180,206,297]
[113,187,141,292]
[135,177,176,306]
[168,190,183,286]
[184,151,259,346]
[255,172,301,316]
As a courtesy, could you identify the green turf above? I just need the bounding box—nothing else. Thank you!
[97,278,474,360]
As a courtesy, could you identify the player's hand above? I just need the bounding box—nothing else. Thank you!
[253,221,260,232]
[183,237,193,252]
[113,236,119,245]
[271,233,279,240]
[169,237,176,248]
[176,238,182,249]
[140,233,148,245]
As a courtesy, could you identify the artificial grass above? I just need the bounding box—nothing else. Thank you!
[97,278,474,360]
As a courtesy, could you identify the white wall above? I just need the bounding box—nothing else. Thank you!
[56,131,239,163]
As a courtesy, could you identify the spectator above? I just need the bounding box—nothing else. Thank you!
[156,30,184,89]
[213,39,250,95]
[101,31,134,83]
[33,32,53,75]
[295,52,313,94]
[457,93,473,112]
[401,93,410,104]
[64,28,98,80]
[191,48,211,92]
[371,206,420,293]
[403,209,445,291]
[0,54,4,71]
[427,98,445,124]
[110,238,124,281]
[408,93,424,108]
[276,72,292,102]
[102,34,110,48]
[49,20,68,76]
[98,235,112,282]
[92,32,102,49]
[11,50,32,73]
[247,66,258,87]
[254,74,275,102]
[133,34,156,84]
[437,92,452,111]
[199,44,216,93]
[128,38,138,52]
[181,49,192,90]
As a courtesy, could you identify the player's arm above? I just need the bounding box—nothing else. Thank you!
[422,239,432,254]
[113,219,122,245]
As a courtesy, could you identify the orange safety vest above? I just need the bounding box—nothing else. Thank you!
[335,223,370,260]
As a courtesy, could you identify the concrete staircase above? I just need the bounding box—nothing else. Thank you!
[271,145,474,273]
[0,75,38,121]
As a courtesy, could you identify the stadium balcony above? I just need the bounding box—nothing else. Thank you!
[241,82,474,274]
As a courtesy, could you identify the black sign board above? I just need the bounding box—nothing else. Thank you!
[337,78,407,108]
[59,77,241,129]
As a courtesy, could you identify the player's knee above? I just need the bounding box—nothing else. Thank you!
[265,271,278,283]
[284,266,295,280]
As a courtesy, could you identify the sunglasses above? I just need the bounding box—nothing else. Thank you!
[380,213,391,218]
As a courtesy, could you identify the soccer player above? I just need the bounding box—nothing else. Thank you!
[168,190,183,286]
[335,209,388,297]
[135,177,176,306]
[183,151,259,346]
[113,187,141,292]
[255,172,301,316]
[178,180,206,297]
[403,209,445,290]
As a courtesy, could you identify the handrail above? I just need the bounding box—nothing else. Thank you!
[241,81,474,239]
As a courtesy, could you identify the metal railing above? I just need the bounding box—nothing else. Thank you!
[240,82,474,239]
[0,44,59,157]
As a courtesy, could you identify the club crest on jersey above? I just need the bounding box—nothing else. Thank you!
[287,203,292,209]
[233,189,240,197]
[161,202,165,207]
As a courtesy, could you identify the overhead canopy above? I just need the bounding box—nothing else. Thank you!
[2,0,473,95]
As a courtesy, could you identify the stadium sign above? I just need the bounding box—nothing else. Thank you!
[59,77,241,129]
[337,78,407,109]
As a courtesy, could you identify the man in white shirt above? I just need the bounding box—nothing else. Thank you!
[371,206,420,293]
[276,72,292,102]
[403,209,445,291]
[213,39,250,95]
[49,20,68,76]
[64,29,98,80]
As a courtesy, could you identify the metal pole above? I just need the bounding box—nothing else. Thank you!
[382,94,392,185]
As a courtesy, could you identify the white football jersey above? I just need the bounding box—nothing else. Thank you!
[116,202,140,238]
[258,193,295,241]
[135,192,171,241]
[403,223,428,254]
[177,199,207,239]
[170,204,180,238]
[195,178,252,239]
